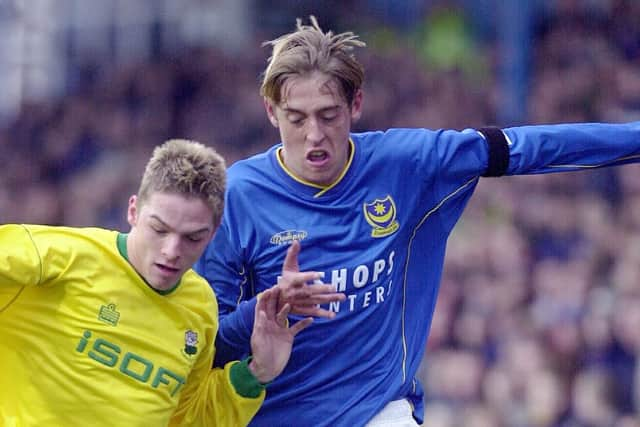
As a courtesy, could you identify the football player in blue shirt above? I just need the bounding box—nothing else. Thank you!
[195,16,640,427]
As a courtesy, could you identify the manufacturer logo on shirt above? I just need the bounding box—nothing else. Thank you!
[98,303,120,326]
[181,330,198,359]
[363,195,399,238]
[270,230,308,245]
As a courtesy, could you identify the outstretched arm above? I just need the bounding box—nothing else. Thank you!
[491,122,640,176]
[248,286,313,383]
[171,287,314,427]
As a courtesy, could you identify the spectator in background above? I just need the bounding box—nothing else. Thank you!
[194,16,640,426]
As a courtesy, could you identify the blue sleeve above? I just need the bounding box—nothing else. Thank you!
[213,300,255,367]
[194,221,255,367]
[503,122,640,174]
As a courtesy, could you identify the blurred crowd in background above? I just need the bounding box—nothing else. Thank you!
[2,0,640,425]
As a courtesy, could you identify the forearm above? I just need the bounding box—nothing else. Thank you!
[502,121,640,175]
[213,299,256,367]
[170,359,265,427]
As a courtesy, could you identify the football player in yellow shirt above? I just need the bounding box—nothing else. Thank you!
[0,139,321,426]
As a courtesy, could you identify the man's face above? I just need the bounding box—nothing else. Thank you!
[265,72,362,186]
[126,192,215,291]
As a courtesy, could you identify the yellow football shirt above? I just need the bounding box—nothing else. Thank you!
[0,224,263,426]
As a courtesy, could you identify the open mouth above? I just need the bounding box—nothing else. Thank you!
[307,150,328,164]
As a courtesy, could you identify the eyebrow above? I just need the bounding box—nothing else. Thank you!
[150,215,211,235]
[282,105,341,115]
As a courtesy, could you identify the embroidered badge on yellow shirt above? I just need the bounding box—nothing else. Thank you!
[182,330,198,359]
[98,303,120,326]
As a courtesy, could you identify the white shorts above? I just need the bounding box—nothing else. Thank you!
[366,399,421,427]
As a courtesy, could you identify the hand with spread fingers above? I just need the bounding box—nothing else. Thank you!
[248,286,313,384]
[277,240,346,319]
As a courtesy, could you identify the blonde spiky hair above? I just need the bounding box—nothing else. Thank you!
[260,16,366,105]
[137,139,226,227]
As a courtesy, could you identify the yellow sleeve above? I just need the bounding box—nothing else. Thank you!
[169,361,265,427]
[169,286,265,427]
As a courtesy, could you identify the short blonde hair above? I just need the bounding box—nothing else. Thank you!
[137,139,226,226]
[260,16,366,105]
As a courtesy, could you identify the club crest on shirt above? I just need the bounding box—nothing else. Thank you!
[182,330,198,359]
[363,195,399,238]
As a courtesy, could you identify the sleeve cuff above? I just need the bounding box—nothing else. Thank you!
[229,357,266,398]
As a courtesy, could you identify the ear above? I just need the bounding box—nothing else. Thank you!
[264,98,279,128]
[350,89,364,123]
[127,195,138,227]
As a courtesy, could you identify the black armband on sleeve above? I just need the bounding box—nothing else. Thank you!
[478,126,510,177]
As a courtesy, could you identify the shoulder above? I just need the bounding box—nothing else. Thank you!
[351,129,440,162]
[181,270,218,308]
[16,225,117,246]
[351,128,439,148]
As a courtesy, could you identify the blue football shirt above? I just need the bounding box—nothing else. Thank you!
[196,122,640,426]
